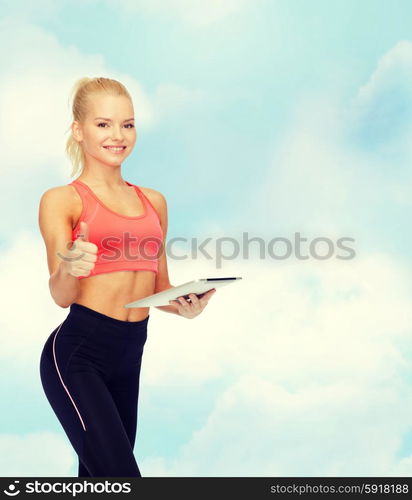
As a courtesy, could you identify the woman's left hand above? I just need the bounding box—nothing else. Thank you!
[169,288,217,319]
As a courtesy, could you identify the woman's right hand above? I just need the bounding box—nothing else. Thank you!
[65,221,98,278]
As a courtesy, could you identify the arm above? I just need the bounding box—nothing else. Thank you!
[38,187,80,308]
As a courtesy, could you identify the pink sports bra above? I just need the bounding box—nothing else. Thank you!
[69,179,164,279]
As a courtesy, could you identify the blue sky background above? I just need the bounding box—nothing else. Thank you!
[1,0,412,477]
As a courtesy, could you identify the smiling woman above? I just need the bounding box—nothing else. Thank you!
[37,76,216,479]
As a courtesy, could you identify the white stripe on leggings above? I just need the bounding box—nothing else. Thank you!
[52,321,87,431]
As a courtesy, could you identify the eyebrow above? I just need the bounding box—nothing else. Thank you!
[94,117,135,122]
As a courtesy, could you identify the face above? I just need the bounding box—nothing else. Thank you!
[72,92,136,166]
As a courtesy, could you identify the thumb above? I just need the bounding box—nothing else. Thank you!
[78,221,89,242]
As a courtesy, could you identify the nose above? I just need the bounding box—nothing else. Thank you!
[111,125,124,141]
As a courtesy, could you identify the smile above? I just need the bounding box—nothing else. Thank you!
[103,146,126,153]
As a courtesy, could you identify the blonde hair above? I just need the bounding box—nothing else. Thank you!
[65,77,132,179]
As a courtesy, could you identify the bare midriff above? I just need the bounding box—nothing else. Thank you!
[74,269,155,321]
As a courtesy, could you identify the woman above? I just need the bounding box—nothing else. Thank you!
[38,76,216,477]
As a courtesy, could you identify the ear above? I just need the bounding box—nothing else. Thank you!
[72,120,83,143]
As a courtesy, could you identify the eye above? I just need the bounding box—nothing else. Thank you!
[97,122,134,128]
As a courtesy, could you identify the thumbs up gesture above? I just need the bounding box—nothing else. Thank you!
[66,221,98,278]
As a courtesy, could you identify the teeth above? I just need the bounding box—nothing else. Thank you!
[104,146,125,151]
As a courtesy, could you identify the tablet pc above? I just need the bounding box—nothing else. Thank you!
[124,277,242,308]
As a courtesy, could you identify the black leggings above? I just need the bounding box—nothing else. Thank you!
[39,302,149,477]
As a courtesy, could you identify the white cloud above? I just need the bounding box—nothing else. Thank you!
[0,230,64,363]
[344,40,412,204]
[354,40,412,104]
[142,250,412,387]
[134,250,412,476]
[242,91,369,236]
[216,39,412,249]
[0,431,75,476]
[141,374,412,476]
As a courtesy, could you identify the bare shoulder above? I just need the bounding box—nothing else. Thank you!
[39,185,78,226]
[39,185,76,208]
[139,186,167,210]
